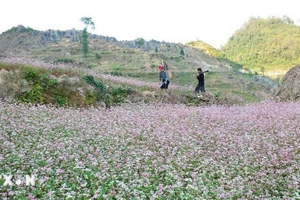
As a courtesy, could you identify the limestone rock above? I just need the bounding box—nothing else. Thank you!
[16,25,26,33]
[275,66,300,101]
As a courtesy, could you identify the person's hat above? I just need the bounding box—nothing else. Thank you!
[158,65,164,70]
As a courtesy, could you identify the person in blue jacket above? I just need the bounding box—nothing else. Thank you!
[158,65,170,97]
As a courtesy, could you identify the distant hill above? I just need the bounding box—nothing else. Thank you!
[186,40,225,58]
[221,16,300,78]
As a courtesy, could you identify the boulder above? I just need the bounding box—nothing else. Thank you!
[16,25,26,33]
[275,66,300,101]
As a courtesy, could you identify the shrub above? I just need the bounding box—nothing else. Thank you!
[83,75,106,101]
[18,84,44,103]
[55,95,68,106]
[40,72,58,90]
[23,66,40,83]
[111,86,132,104]
[95,53,101,59]
[85,90,97,105]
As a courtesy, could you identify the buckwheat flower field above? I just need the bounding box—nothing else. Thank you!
[0,100,300,199]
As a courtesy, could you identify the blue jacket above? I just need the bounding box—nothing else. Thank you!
[159,71,168,82]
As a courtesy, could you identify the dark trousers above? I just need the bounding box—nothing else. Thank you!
[195,84,205,93]
[160,80,170,89]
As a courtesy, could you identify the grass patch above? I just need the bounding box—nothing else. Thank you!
[232,90,259,102]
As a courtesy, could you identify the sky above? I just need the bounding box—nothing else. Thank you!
[1,0,300,49]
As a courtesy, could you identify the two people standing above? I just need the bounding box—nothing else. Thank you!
[158,61,209,98]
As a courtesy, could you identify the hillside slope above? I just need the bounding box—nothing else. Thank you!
[0,25,229,71]
[0,25,278,104]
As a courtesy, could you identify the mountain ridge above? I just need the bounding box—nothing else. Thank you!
[0,24,231,72]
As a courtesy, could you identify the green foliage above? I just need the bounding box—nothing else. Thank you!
[14,65,86,107]
[83,75,106,101]
[95,52,101,59]
[40,72,58,90]
[55,95,68,106]
[80,17,95,58]
[85,90,98,105]
[110,86,132,104]
[180,47,185,56]
[221,16,300,74]
[19,84,44,103]
[80,17,95,30]
[23,67,59,89]
[81,28,89,57]
[19,67,56,104]
[136,38,145,48]
[83,75,132,105]
[105,94,112,108]
[23,66,40,83]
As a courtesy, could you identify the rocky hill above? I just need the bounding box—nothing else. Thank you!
[0,25,231,71]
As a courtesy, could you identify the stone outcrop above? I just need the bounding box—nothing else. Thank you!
[41,29,81,43]
[0,69,23,100]
[275,65,300,101]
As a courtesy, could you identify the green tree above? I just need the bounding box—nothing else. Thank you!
[81,28,89,57]
[80,17,95,57]
[180,47,185,56]
[136,38,145,48]
[155,47,158,55]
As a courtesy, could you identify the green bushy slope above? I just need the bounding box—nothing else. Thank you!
[221,16,300,77]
